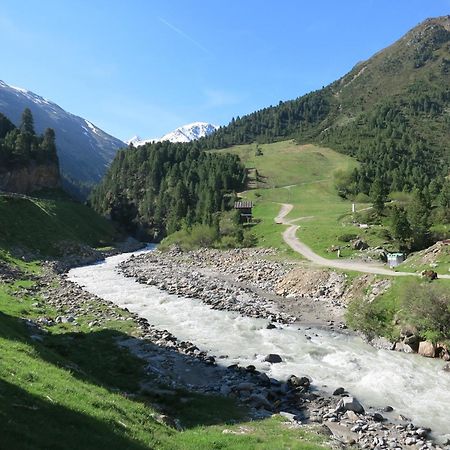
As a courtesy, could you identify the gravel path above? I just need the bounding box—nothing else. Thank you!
[275,203,450,278]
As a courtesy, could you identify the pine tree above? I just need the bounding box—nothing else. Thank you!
[20,108,35,135]
[390,205,411,249]
[370,177,386,216]
[407,190,431,250]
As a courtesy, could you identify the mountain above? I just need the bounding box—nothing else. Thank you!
[203,15,450,197]
[128,122,218,146]
[0,80,125,197]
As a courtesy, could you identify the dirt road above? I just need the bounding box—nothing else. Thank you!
[275,203,442,277]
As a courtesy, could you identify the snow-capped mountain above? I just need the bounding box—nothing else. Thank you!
[0,80,125,196]
[128,122,218,147]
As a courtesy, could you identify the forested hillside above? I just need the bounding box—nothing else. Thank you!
[201,16,450,200]
[90,141,245,240]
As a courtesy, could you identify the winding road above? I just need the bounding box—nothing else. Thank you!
[275,203,450,278]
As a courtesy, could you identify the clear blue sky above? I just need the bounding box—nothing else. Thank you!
[1,0,448,141]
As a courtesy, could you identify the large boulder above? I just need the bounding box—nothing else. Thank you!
[418,341,436,358]
[335,396,365,414]
[264,354,283,364]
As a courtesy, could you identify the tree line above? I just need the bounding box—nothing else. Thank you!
[89,141,246,240]
[0,108,58,168]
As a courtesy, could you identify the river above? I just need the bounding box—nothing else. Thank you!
[68,247,450,440]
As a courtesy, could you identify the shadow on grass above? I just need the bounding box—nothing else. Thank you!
[0,380,153,450]
[0,311,248,433]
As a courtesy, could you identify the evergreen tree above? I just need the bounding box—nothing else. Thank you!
[407,190,431,250]
[20,108,35,135]
[390,205,411,249]
[370,177,386,216]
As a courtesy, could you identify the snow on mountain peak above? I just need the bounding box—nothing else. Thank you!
[127,122,218,147]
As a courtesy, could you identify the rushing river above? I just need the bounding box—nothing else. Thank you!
[68,247,450,439]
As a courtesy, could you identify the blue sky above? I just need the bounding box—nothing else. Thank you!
[1,0,449,141]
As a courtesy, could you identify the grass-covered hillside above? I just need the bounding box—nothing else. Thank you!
[216,141,390,259]
[0,190,119,257]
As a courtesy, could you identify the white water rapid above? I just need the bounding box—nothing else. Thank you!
[68,248,450,439]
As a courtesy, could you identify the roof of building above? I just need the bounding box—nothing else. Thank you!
[234,201,253,209]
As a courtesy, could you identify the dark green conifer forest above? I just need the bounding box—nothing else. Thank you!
[90,141,245,240]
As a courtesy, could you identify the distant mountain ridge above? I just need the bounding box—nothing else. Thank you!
[0,80,125,197]
[128,122,218,146]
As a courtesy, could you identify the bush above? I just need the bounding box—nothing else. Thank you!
[159,224,218,251]
[353,193,371,203]
[346,297,394,339]
[399,280,450,342]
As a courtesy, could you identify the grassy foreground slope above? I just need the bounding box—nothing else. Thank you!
[217,141,383,259]
[0,190,119,256]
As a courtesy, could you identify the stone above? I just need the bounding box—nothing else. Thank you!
[264,353,282,364]
[352,239,369,250]
[394,342,414,353]
[257,372,271,386]
[372,413,385,422]
[236,382,255,392]
[418,341,436,358]
[287,375,310,388]
[279,411,298,422]
[443,363,450,372]
[333,387,345,395]
[248,393,272,409]
[335,396,365,414]
[383,406,394,412]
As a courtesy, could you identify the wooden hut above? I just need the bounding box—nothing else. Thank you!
[234,201,253,223]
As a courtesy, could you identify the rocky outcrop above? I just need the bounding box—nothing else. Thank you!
[0,162,60,194]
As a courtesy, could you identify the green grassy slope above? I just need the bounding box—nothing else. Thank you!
[0,190,119,256]
[217,141,389,258]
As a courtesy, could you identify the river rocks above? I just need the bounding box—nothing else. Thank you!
[264,354,283,364]
[119,248,295,323]
[333,387,346,395]
[336,396,365,414]
[287,375,310,388]
[369,336,395,351]
[119,247,349,328]
[418,341,437,358]
[394,342,415,353]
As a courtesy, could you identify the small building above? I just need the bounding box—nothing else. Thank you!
[234,200,253,223]
[387,252,405,268]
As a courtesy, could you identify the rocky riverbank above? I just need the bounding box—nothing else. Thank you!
[21,258,448,449]
[119,246,348,329]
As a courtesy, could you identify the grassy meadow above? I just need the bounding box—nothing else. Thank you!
[216,141,388,259]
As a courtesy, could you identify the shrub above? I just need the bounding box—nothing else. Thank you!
[353,193,371,203]
[399,280,450,342]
